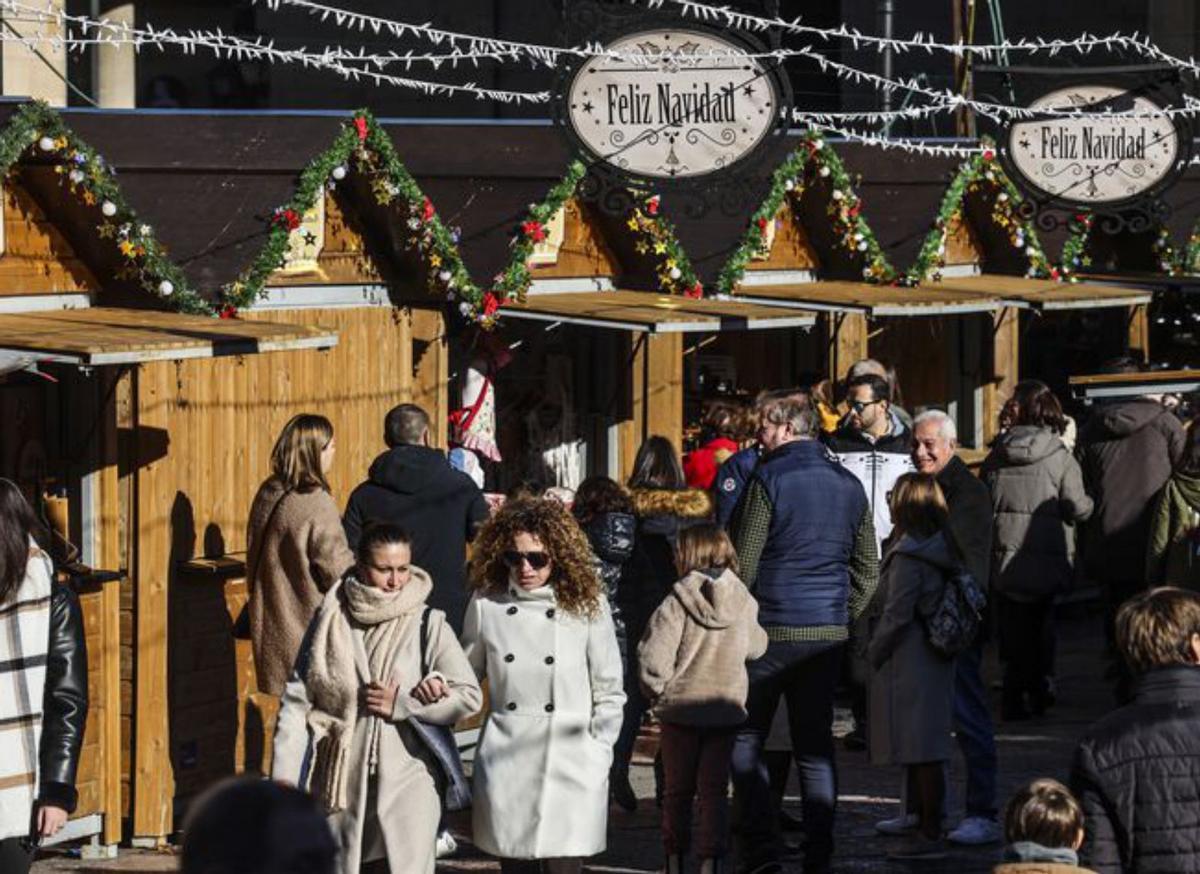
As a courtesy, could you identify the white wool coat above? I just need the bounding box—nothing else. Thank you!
[462,585,626,860]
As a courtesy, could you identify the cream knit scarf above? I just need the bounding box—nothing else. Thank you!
[302,567,432,813]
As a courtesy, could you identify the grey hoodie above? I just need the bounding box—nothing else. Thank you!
[982,425,1093,599]
[636,568,769,727]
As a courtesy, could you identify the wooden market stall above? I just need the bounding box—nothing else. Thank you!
[0,102,351,855]
[38,107,463,844]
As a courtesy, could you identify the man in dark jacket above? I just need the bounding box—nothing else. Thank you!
[1071,586,1200,874]
[909,410,1000,846]
[1077,379,1185,699]
[343,404,489,631]
[731,393,878,874]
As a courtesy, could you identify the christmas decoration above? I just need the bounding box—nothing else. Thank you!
[715,130,896,295]
[220,108,478,315]
[1059,214,1183,279]
[907,140,1052,283]
[0,102,201,311]
[1187,222,1200,274]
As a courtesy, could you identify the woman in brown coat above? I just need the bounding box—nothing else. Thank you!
[247,414,355,696]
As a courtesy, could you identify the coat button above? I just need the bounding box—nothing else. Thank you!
[507,702,517,711]
[544,703,555,713]
[504,654,515,663]
[507,606,518,615]
[546,608,556,619]
[545,656,555,665]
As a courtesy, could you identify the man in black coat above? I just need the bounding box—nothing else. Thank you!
[907,410,1000,846]
[1071,586,1200,874]
[343,404,489,631]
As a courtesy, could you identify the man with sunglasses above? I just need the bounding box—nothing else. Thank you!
[824,373,914,753]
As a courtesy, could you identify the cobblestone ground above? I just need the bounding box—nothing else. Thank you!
[34,604,1111,874]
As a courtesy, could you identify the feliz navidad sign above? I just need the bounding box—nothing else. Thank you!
[564,29,782,181]
[1006,84,1184,207]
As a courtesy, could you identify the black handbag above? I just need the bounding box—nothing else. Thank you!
[407,606,472,811]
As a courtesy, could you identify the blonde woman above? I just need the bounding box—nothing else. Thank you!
[247,414,355,696]
[463,498,626,874]
[272,523,482,874]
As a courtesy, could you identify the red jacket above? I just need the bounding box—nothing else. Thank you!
[684,437,740,490]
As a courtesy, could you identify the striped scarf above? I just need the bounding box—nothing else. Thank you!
[0,545,52,841]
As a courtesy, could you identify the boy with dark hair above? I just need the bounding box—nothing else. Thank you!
[995,779,1094,873]
[1070,587,1200,873]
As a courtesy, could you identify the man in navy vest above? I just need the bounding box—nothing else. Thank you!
[730,394,879,874]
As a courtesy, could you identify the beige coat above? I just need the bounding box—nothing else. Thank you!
[271,572,483,874]
[463,585,625,860]
[246,477,355,695]
[637,568,768,727]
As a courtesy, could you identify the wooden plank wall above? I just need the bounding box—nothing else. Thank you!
[621,332,683,475]
[129,304,445,840]
[0,183,98,296]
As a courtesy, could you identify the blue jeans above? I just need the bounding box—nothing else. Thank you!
[953,642,998,819]
[732,640,843,869]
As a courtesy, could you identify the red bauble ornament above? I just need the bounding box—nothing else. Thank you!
[218,304,238,319]
[756,217,770,233]
[684,282,703,299]
[273,208,301,232]
[982,149,996,162]
[646,196,660,216]
[482,292,501,316]
[422,197,435,222]
[354,117,369,142]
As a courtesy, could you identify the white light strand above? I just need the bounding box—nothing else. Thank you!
[1,0,549,103]
[648,0,1161,60]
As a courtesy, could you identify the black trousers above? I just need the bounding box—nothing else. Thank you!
[0,837,33,874]
[997,593,1055,704]
[500,858,583,874]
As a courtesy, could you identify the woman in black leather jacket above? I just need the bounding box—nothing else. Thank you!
[0,480,87,874]
[572,477,636,662]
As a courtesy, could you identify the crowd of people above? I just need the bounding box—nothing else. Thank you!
[5,354,1200,874]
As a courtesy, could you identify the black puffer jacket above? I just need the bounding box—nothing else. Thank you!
[40,583,89,812]
[620,488,713,646]
[581,512,635,658]
[1070,666,1200,873]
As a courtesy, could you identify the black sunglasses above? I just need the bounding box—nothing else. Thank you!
[850,399,884,414]
[502,550,551,570]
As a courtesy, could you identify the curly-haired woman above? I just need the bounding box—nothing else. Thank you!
[463,498,626,874]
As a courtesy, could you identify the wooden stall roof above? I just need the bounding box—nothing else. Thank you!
[502,289,816,333]
[1070,369,1200,402]
[0,307,337,365]
[728,280,1002,316]
[932,275,1152,310]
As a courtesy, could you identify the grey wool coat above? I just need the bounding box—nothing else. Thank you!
[271,574,483,874]
[981,426,1093,601]
[868,532,957,766]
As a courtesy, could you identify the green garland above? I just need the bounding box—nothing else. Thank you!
[907,143,1053,284]
[221,109,478,319]
[489,161,703,325]
[1059,212,1182,279]
[0,101,203,312]
[1187,220,1200,274]
[716,130,895,295]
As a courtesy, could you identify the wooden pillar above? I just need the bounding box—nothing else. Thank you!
[984,306,1020,446]
[410,308,447,448]
[96,3,136,108]
[620,332,683,477]
[98,368,125,846]
[824,311,869,383]
[1128,303,1150,362]
[131,363,173,845]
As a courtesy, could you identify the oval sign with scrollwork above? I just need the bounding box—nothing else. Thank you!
[565,29,779,180]
[1007,84,1181,206]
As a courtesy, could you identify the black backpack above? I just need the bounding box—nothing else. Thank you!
[920,567,987,659]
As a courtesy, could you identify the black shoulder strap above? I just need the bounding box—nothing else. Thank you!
[419,605,431,676]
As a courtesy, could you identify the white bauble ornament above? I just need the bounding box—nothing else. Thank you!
[101,200,117,217]
[831,189,843,200]
[857,241,868,251]
[997,192,1008,202]
[818,166,831,178]
[68,169,84,184]
[438,270,452,283]
[38,136,55,152]
[158,280,174,297]
[331,165,347,180]
[784,179,795,191]
[669,266,682,280]
[458,302,473,317]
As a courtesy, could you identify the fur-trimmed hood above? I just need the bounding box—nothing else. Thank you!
[630,487,714,520]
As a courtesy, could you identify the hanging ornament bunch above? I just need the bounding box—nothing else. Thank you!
[221,108,476,317]
[907,142,1052,283]
[1186,221,1200,275]
[716,131,895,295]
[1057,212,1094,281]
[2,102,200,311]
[1152,226,1183,276]
[626,192,703,297]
